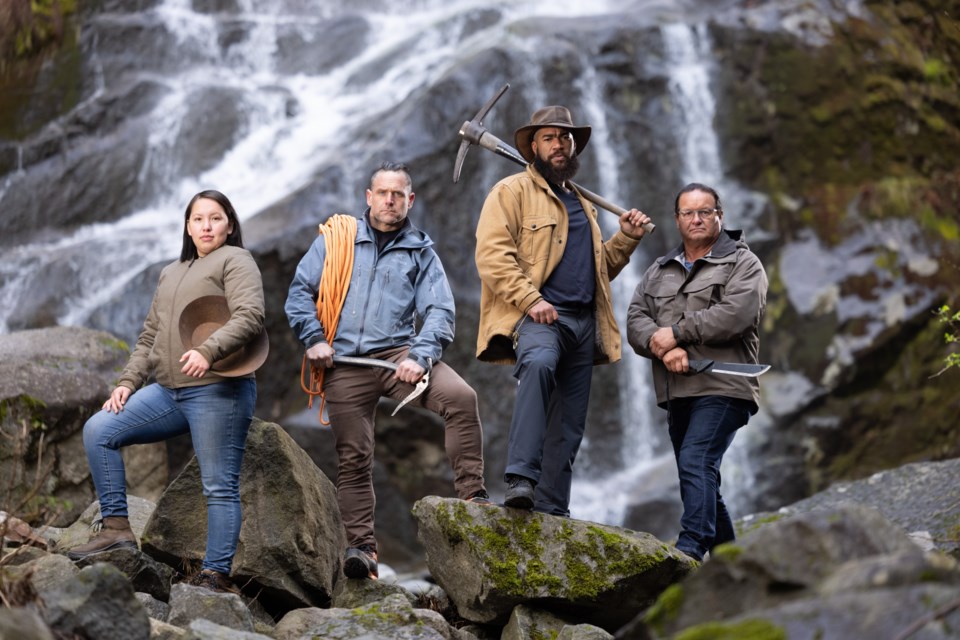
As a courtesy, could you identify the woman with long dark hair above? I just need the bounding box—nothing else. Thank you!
[67,190,265,594]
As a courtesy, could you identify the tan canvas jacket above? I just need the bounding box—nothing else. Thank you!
[475,164,640,364]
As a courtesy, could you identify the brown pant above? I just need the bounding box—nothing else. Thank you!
[323,346,485,552]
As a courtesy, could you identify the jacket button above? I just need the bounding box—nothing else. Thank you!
[531,224,537,229]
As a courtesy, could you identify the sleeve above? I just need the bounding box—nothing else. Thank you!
[284,235,328,349]
[676,251,768,345]
[603,230,642,282]
[474,182,543,314]
[408,248,456,371]
[626,264,661,360]
[194,250,266,365]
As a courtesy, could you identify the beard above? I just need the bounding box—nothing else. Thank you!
[534,152,580,186]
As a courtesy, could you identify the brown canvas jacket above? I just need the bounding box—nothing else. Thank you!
[475,164,640,364]
[118,245,265,390]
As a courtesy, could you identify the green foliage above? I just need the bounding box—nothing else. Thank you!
[933,304,960,376]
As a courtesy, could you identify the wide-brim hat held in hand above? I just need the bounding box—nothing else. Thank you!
[514,105,592,163]
[178,295,269,377]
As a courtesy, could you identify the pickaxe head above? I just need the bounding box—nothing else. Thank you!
[453,83,516,183]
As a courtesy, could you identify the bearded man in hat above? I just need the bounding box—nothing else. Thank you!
[475,105,652,516]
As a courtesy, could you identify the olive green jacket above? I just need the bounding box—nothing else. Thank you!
[475,164,641,364]
[626,229,767,409]
[118,245,265,390]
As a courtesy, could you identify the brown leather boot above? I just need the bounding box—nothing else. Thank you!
[66,516,137,561]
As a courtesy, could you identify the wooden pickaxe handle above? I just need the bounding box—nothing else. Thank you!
[454,84,655,235]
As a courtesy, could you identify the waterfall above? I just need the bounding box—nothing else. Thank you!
[567,63,663,525]
[0,1,765,523]
[0,0,626,334]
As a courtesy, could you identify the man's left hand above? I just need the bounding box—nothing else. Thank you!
[620,208,651,239]
[395,359,426,384]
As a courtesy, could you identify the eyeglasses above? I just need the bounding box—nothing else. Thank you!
[677,208,719,220]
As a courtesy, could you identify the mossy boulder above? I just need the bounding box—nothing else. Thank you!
[630,504,959,639]
[412,496,696,631]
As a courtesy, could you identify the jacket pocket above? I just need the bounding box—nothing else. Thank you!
[683,264,732,311]
[518,215,557,266]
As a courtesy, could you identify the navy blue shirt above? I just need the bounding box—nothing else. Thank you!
[540,184,596,307]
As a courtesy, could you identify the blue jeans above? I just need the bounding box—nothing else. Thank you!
[667,395,752,561]
[82,379,256,574]
[506,305,595,517]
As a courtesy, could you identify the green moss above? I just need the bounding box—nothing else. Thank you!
[440,504,679,600]
[675,619,787,640]
[710,543,744,563]
[99,336,130,356]
[0,395,48,430]
[643,583,685,634]
[349,602,415,627]
[737,513,785,536]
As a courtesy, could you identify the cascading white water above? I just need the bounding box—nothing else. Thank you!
[0,0,621,334]
[566,63,664,525]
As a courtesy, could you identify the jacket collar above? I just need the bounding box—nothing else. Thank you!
[658,228,744,266]
[357,210,432,249]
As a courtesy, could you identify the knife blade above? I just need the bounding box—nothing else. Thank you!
[686,359,771,378]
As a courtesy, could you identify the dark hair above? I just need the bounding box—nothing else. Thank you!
[180,190,244,261]
[369,161,413,190]
[674,182,722,214]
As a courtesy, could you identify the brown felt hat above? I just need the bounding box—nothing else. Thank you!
[178,295,269,377]
[513,105,591,163]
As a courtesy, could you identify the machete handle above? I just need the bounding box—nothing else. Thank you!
[685,359,714,376]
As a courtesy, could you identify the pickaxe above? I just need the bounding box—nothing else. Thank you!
[453,83,656,235]
[331,355,429,416]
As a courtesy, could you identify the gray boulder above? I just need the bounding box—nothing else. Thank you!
[272,593,464,640]
[135,591,170,621]
[142,419,344,613]
[501,604,573,640]
[0,327,167,527]
[0,607,54,640]
[42,562,150,640]
[167,583,254,633]
[412,497,696,630]
[742,458,960,558]
[1,553,78,600]
[629,505,960,639]
[150,618,189,640]
[72,546,175,602]
[185,618,272,639]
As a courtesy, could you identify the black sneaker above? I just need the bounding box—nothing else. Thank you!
[343,545,379,580]
[504,475,535,510]
[466,489,494,506]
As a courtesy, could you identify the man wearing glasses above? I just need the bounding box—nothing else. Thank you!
[626,182,768,562]
[474,105,651,515]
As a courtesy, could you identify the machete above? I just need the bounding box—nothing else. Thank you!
[331,355,429,415]
[686,359,771,378]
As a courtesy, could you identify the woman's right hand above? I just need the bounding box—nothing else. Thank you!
[104,386,132,414]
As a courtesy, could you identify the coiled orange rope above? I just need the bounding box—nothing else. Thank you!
[300,214,357,424]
